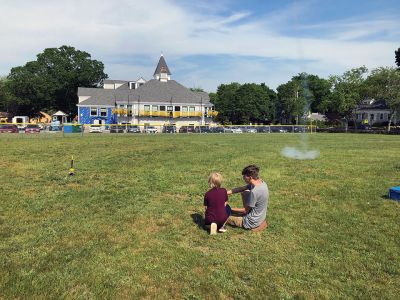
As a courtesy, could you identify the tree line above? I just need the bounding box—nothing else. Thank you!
[0,46,399,128]
[212,52,400,128]
[0,46,108,116]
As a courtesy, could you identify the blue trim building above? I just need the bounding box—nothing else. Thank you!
[77,55,216,128]
[78,106,116,127]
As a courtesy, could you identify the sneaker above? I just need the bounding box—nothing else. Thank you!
[218,227,227,233]
[210,223,217,235]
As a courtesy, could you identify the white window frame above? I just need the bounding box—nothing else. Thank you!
[100,107,107,117]
[90,108,97,116]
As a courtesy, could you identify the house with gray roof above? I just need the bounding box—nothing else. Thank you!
[353,99,397,125]
[77,55,217,129]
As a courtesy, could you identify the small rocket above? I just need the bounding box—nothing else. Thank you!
[69,156,75,176]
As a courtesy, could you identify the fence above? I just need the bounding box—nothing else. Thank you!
[0,122,315,134]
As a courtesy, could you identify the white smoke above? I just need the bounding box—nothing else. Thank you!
[281,146,320,160]
[280,73,320,160]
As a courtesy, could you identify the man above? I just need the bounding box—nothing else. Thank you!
[227,165,269,231]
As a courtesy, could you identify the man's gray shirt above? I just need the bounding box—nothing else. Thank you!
[243,181,269,229]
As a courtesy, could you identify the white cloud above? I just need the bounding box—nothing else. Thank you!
[0,0,398,91]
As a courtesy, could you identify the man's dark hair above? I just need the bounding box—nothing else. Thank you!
[242,165,260,179]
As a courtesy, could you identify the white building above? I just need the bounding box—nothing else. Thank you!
[354,99,397,125]
[77,55,217,128]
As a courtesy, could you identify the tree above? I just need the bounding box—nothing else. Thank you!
[364,67,400,132]
[0,76,21,115]
[327,66,368,130]
[291,73,331,113]
[396,48,400,69]
[7,45,108,116]
[277,79,306,124]
[0,77,10,112]
[212,82,276,124]
[190,87,204,92]
[213,83,241,124]
[261,83,278,123]
[232,83,275,124]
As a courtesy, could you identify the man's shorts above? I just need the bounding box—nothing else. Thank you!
[227,215,244,228]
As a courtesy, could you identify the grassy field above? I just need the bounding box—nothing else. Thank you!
[1,133,399,299]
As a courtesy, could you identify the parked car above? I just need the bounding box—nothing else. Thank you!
[194,126,211,133]
[0,124,19,133]
[225,126,242,133]
[293,126,306,133]
[243,126,257,133]
[144,126,158,133]
[210,126,225,133]
[162,125,177,133]
[256,126,270,133]
[127,125,141,133]
[358,124,372,130]
[12,116,29,130]
[25,124,41,134]
[110,125,125,133]
[89,124,103,133]
[270,126,288,133]
[179,125,195,133]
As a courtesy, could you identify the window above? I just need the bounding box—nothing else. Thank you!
[380,113,384,120]
[174,106,181,112]
[189,106,195,112]
[182,106,188,112]
[370,114,374,121]
[100,107,107,117]
[90,108,97,116]
[152,105,158,112]
[127,105,132,116]
[144,105,150,112]
[129,82,136,89]
[167,106,173,111]
[160,105,166,111]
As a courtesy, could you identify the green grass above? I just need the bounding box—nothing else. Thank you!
[1,133,399,299]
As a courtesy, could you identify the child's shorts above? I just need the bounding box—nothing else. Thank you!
[225,204,232,216]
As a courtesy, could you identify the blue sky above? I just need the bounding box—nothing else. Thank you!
[0,0,399,92]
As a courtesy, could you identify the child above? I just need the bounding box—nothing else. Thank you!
[204,172,232,234]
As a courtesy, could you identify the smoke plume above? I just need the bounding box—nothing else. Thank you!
[281,146,319,160]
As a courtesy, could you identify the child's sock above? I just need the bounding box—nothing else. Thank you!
[218,226,227,233]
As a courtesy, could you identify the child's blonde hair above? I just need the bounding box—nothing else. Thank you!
[208,172,223,188]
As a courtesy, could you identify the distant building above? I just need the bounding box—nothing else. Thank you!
[52,111,69,124]
[77,55,217,127]
[308,112,327,122]
[0,112,10,123]
[354,99,397,125]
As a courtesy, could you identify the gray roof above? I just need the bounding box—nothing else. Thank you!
[103,80,130,90]
[357,100,388,110]
[78,88,117,106]
[78,79,211,106]
[153,55,171,75]
[104,79,129,84]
